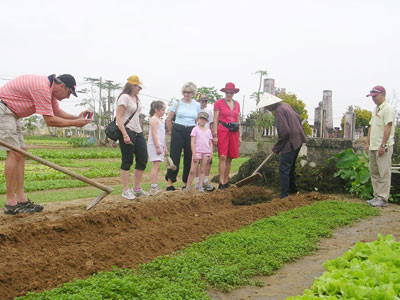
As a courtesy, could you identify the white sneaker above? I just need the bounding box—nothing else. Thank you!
[150,187,162,195]
[121,189,136,200]
[133,189,150,197]
[370,199,388,207]
[197,187,205,192]
[203,182,215,191]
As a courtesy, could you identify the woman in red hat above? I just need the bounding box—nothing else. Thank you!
[212,82,242,190]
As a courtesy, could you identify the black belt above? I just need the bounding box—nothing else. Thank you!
[219,121,233,127]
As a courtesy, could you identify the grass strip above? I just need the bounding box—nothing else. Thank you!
[18,201,379,300]
[287,234,400,299]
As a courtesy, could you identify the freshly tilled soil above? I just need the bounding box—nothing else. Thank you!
[0,187,325,299]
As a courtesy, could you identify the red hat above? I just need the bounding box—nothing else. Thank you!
[220,82,239,94]
[366,85,386,97]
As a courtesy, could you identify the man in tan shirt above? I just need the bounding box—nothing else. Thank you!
[365,85,395,207]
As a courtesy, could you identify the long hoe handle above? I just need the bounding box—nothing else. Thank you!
[0,140,113,194]
[252,152,275,175]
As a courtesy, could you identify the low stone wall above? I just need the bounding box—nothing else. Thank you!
[166,136,353,163]
[306,138,353,165]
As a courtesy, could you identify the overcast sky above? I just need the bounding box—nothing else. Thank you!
[1,0,399,126]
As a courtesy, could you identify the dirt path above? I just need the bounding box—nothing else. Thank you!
[209,196,400,300]
[0,187,324,300]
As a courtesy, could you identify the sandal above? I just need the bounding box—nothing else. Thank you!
[18,199,44,212]
[4,204,22,215]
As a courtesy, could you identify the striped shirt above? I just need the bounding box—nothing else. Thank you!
[0,75,60,118]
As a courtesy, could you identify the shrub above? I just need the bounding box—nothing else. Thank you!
[328,148,372,199]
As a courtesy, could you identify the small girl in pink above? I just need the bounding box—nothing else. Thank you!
[185,112,213,191]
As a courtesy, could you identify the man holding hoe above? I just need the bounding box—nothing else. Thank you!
[261,94,306,199]
[0,74,91,215]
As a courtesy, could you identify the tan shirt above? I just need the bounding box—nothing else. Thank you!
[369,100,395,150]
[117,94,142,133]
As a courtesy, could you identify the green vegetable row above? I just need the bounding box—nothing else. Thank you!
[0,148,121,161]
[287,234,400,300]
[18,201,378,300]
[0,179,88,194]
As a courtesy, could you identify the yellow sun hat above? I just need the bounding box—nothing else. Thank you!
[127,75,143,88]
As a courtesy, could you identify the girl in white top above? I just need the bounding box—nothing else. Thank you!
[147,101,167,194]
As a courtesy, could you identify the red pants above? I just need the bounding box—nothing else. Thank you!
[217,128,239,158]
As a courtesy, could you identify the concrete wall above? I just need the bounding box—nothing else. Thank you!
[165,136,351,164]
[306,138,352,165]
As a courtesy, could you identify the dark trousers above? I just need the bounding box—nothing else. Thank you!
[119,129,148,171]
[279,146,301,199]
[166,123,194,184]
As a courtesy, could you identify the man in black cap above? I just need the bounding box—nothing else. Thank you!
[0,74,92,215]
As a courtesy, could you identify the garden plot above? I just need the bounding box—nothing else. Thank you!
[1,139,399,299]
[0,188,387,300]
[1,187,332,299]
[210,196,400,300]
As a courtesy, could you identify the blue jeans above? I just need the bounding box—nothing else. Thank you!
[279,146,301,199]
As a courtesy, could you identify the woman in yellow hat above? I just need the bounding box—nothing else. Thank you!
[115,75,149,200]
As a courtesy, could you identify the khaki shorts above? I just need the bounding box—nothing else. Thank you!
[0,102,25,151]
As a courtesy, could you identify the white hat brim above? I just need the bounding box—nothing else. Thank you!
[256,92,282,109]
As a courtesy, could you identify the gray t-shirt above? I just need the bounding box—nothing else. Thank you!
[117,94,142,133]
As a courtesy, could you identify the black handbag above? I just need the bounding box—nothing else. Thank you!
[227,122,240,132]
[105,119,122,141]
[219,121,240,132]
[105,102,139,141]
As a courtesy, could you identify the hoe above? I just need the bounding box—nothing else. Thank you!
[235,152,275,187]
[0,140,113,210]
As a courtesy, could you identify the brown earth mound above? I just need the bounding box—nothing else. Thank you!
[0,187,327,299]
[229,151,346,193]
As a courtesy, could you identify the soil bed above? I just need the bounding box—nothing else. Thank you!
[0,187,323,300]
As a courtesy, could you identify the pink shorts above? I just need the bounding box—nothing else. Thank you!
[217,129,239,158]
[193,153,211,160]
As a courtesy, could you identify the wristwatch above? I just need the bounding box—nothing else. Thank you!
[381,144,388,148]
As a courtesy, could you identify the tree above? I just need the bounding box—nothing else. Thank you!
[196,87,222,104]
[78,77,122,142]
[250,110,274,143]
[253,70,268,105]
[276,91,312,136]
[340,106,372,135]
[22,115,40,136]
